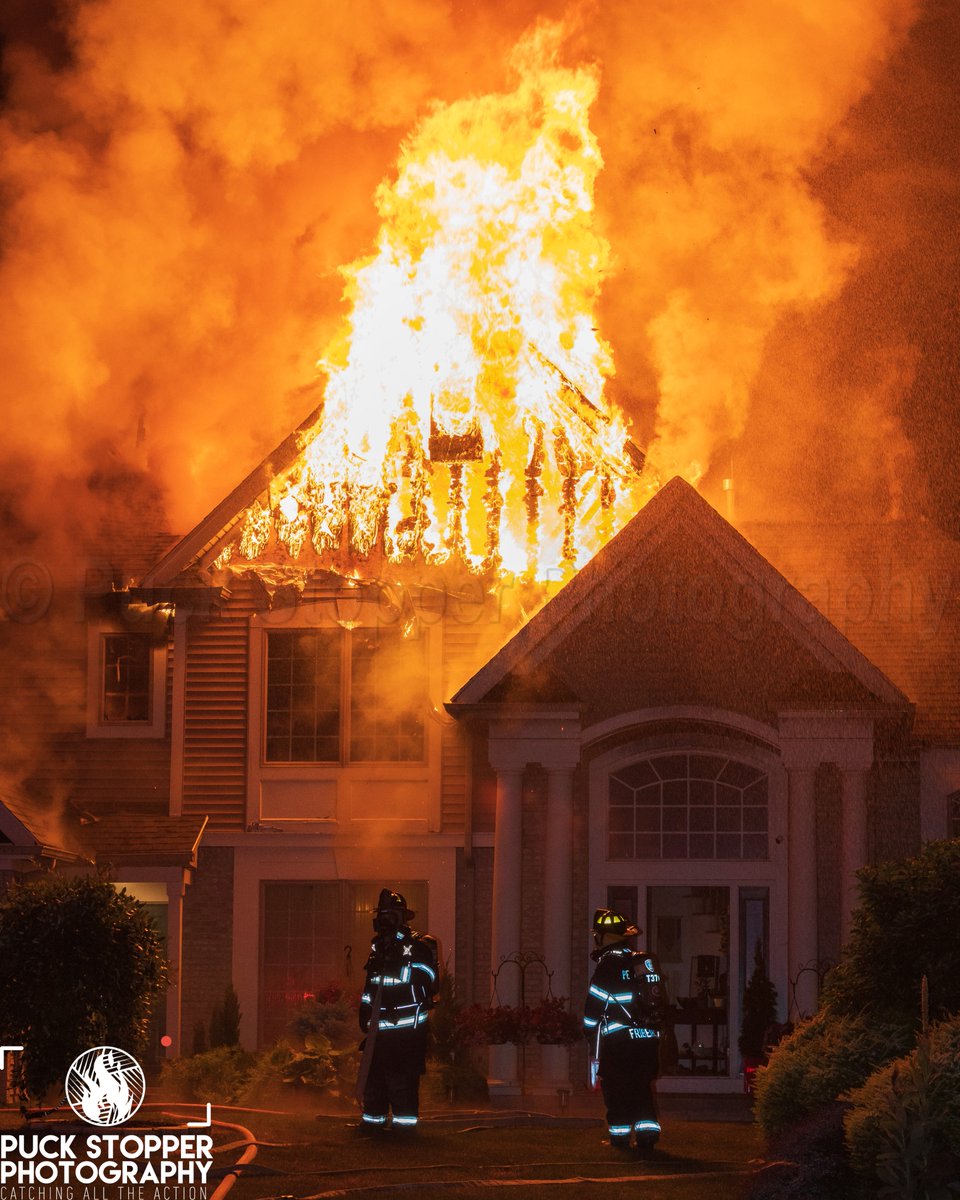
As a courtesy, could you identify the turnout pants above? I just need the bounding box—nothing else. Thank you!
[599,1035,661,1143]
[362,1029,427,1126]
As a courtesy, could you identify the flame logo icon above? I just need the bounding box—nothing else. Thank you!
[65,1046,146,1127]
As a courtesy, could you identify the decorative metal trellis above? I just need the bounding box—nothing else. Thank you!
[491,951,555,1096]
[789,958,836,1020]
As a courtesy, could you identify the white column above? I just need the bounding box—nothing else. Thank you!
[541,767,574,1087]
[489,767,524,1089]
[165,878,185,1057]
[787,767,819,1020]
[840,768,869,943]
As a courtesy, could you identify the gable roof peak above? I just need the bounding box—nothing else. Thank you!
[451,476,910,712]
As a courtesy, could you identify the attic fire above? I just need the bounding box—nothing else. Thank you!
[208,31,649,588]
[223,376,645,584]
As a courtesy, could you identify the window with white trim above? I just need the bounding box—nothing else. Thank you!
[264,626,427,764]
[86,625,166,738]
[609,753,768,860]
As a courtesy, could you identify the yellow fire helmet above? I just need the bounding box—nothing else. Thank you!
[592,907,641,945]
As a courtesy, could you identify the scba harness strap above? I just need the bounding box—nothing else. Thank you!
[360,930,439,1034]
[583,948,663,1041]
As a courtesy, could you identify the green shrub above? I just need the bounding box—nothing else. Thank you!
[425,970,488,1105]
[289,983,358,1050]
[242,1035,358,1107]
[0,875,167,1101]
[845,1015,960,1198]
[238,984,361,1107]
[744,1102,854,1200]
[422,1054,488,1106]
[823,841,960,1026]
[754,843,960,1189]
[161,1046,255,1103]
[755,1011,911,1137]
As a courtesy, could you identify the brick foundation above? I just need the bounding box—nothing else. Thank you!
[182,845,235,1051]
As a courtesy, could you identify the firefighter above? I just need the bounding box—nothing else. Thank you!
[583,907,668,1152]
[357,888,439,1132]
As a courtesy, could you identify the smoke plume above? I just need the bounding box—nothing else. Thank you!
[1,0,949,552]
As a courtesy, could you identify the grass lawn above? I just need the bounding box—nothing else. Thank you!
[0,1102,762,1200]
[218,1109,763,1200]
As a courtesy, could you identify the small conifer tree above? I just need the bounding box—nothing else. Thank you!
[739,940,778,1059]
[209,984,241,1047]
[191,1021,208,1056]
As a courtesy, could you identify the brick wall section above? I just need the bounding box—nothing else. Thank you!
[816,764,842,969]
[814,757,922,974]
[454,846,472,996]
[469,847,493,1003]
[181,846,235,1048]
[569,763,590,1090]
[519,766,546,995]
[872,758,921,863]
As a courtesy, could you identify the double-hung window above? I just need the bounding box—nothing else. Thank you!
[87,627,166,738]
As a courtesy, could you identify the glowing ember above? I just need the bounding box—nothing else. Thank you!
[233,23,645,581]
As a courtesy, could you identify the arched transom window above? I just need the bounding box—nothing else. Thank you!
[609,753,768,861]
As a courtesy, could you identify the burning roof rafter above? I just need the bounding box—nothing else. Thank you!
[207,354,646,585]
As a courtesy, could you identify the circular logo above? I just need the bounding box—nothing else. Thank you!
[65,1046,146,1127]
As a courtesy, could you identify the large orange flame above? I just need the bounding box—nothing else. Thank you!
[233,22,646,582]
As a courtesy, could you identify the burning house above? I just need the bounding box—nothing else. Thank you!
[3,438,959,1097]
[1,8,958,1102]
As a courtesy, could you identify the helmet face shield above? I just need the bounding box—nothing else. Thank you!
[373,908,404,934]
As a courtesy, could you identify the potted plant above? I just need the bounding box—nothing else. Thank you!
[528,997,581,1045]
[454,1003,531,1045]
[487,1004,528,1045]
[454,998,581,1046]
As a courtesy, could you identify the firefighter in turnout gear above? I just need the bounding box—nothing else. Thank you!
[357,889,439,1131]
[583,907,668,1152]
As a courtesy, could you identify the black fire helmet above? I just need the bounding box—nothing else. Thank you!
[374,888,415,922]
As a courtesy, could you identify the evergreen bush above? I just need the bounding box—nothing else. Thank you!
[744,1102,854,1200]
[289,982,357,1050]
[208,984,241,1047]
[823,840,960,1026]
[845,1014,960,1198]
[0,874,167,1101]
[739,940,778,1059]
[754,1010,911,1136]
[161,1045,255,1103]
